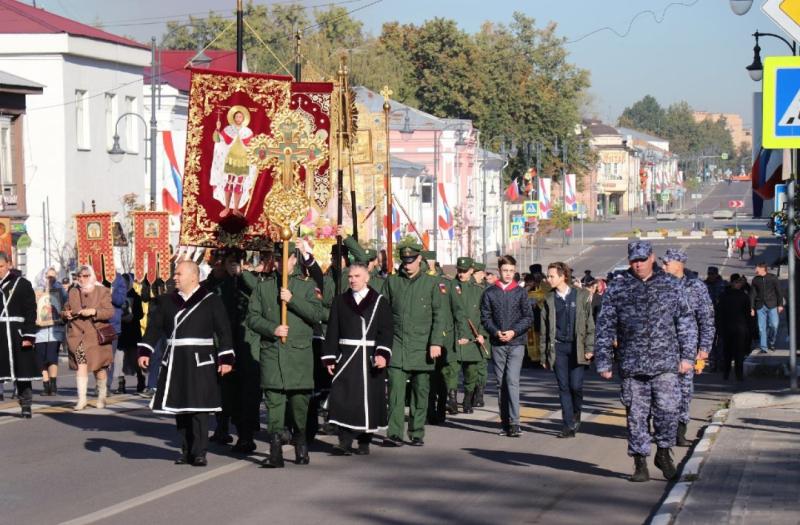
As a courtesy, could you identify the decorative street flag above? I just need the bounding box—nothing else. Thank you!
[538,177,552,219]
[132,211,170,282]
[75,212,115,282]
[178,69,333,249]
[564,173,577,213]
[438,182,454,240]
[162,130,183,217]
[505,177,520,202]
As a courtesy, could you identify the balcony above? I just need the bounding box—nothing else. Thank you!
[0,183,19,210]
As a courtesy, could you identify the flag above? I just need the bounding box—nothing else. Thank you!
[437,182,454,240]
[161,131,183,216]
[751,147,783,200]
[505,178,520,201]
[383,205,402,242]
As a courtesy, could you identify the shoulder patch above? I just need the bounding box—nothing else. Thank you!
[455,284,461,295]
[439,282,447,294]
[314,287,322,300]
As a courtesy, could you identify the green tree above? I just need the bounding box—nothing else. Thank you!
[618,95,666,134]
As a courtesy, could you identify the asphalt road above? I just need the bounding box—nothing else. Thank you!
[0,180,776,525]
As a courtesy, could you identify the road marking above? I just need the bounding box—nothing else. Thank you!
[0,394,145,425]
[59,460,250,525]
[589,407,626,427]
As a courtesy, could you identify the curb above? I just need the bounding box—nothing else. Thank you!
[649,408,729,525]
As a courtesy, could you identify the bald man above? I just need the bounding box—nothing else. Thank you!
[138,261,235,467]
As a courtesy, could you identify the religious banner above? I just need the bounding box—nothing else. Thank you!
[179,68,333,249]
[75,212,115,281]
[0,217,12,260]
[132,211,170,282]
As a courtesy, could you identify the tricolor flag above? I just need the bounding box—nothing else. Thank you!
[505,177,520,202]
[438,183,454,240]
[162,131,183,216]
[751,147,783,201]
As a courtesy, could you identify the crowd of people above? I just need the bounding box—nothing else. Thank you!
[0,231,783,483]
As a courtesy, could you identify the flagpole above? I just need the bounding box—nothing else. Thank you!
[381,86,394,273]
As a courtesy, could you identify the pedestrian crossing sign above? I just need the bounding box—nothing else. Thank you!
[510,222,523,238]
[523,200,539,217]
[763,56,800,148]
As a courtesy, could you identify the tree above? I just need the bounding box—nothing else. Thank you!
[618,95,666,134]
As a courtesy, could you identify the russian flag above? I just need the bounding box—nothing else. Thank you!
[437,183,454,240]
[751,147,783,202]
[384,205,401,242]
[162,131,183,215]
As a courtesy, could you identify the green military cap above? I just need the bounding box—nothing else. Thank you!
[398,242,423,263]
[421,250,437,261]
[456,256,474,271]
[363,248,378,261]
[273,241,296,258]
[472,262,486,272]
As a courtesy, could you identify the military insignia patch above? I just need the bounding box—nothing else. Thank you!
[455,284,462,295]
[438,283,447,294]
[314,288,322,300]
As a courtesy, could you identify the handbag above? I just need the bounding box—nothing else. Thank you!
[94,323,117,345]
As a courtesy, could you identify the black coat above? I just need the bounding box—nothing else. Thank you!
[480,281,533,347]
[0,271,38,382]
[323,287,393,432]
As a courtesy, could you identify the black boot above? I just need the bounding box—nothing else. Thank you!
[654,447,677,480]
[332,430,353,456]
[18,385,32,419]
[573,411,582,432]
[50,378,57,396]
[630,455,650,482]
[113,377,126,395]
[42,379,52,396]
[136,372,146,393]
[474,385,485,407]
[676,422,691,447]
[294,434,310,465]
[261,434,284,468]
[462,390,474,414]
[446,389,458,415]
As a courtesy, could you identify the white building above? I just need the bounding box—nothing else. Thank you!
[0,0,150,278]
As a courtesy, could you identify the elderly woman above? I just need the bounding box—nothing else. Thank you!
[64,266,114,410]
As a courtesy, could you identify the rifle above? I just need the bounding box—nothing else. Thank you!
[467,319,489,358]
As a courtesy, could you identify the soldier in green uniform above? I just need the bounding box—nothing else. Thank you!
[451,257,488,413]
[422,250,456,422]
[246,242,325,468]
[471,261,490,407]
[337,225,385,292]
[382,242,447,446]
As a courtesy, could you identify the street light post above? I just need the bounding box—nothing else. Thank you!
[109,111,154,209]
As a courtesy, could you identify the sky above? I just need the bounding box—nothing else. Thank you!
[30,0,788,128]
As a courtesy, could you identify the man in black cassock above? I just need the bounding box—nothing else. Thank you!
[138,260,235,467]
[322,262,393,456]
[0,253,38,418]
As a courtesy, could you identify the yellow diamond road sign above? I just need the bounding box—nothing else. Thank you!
[762,0,800,43]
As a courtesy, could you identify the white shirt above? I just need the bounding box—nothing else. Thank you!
[556,286,571,300]
[178,285,200,302]
[351,287,368,305]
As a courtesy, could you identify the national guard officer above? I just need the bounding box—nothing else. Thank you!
[246,242,325,468]
[595,241,698,482]
[382,242,447,446]
[451,256,488,413]
[470,261,490,407]
[661,248,715,447]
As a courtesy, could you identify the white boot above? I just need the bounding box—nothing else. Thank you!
[74,376,88,411]
[96,376,107,409]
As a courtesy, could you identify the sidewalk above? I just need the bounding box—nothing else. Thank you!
[672,391,800,525]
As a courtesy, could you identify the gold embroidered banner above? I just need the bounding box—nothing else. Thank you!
[132,211,170,282]
[178,69,333,249]
[75,212,115,281]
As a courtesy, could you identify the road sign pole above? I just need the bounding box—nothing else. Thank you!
[790,157,798,391]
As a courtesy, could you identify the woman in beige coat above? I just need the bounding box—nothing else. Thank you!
[64,265,114,410]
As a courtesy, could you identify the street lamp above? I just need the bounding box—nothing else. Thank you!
[729,0,753,15]
[400,108,413,137]
[746,37,764,81]
[108,112,154,209]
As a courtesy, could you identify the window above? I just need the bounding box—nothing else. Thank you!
[105,92,118,151]
[75,90,90,150]
[421,183,433,204]
[0,118,11,185]
[125,96,138,153]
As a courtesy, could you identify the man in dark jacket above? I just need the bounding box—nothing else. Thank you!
[480,255,533,437]
[750,262,784,353]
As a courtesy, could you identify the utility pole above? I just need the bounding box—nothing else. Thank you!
[149,37,158,210]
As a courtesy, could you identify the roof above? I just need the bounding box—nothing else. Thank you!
[354,85,471,132]
[0,0,148,50]
[583,118,620,136]
[0,70,43,94]
[616,126,669,144]
[144,50,238,92]
[391,155,426,174]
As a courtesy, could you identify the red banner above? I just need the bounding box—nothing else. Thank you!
[75,213,115,282]
[179,69,333,249]
[132,211,170,282]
